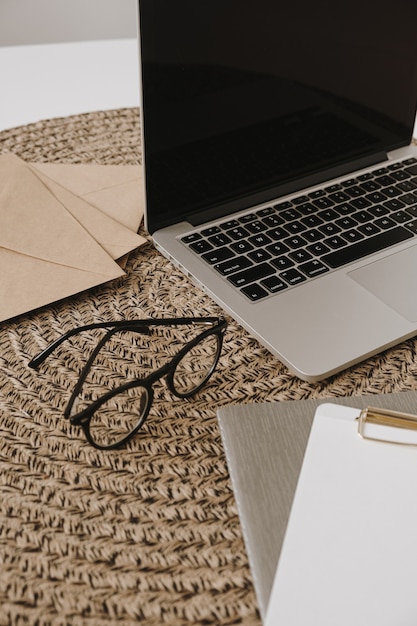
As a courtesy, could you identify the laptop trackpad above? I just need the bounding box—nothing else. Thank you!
[348,244,417,322]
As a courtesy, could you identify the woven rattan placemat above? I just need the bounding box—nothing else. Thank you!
[1,108,417,625]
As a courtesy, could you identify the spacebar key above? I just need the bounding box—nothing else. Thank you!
[322,226,414,269]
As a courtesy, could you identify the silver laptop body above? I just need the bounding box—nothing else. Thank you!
[137,0,417,381]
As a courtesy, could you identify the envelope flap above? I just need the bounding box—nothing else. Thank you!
[0,154,120,276]
[33,162,142,195]
[0,246,123,323]
[33,162,144,233]
[32,167,146,259]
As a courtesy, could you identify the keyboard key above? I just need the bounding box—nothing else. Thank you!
[208,233,232,247]
[375,217,396,230]
[280,268,307,286]
[318,208,339,221]
[374,174,394,186]
[319,223,342,236]
[201,226,220,236]
[322,226,413,268]
[345,185,364,198]
[239,213,258,223]
[313,197,335,210]
[249,233,273,247]
[307,241,331,256]
[301,215,323,228]
[202,247,235,264]
[343,229,365,243]
[353,210,373,223]
[350,197,372,210]
[325,235,346,249]
[368,205,389,217]
[373,167,390,177]
[335,216,357,229]
[357,172,373,181]
[262,214,284,227]
[266,241,290,255]
[215,255,252,276]
[182,232,202,244]
[286,220,306,234]
[406,220,417,234]
[289,249,313,263]
[245,220,268,234]
[360,180,381,192]
[248,249,272,262]
[291,195,310,205]
[303,228,325,242]
[274,200,293,210]
[256,206,275,217]
[282,208,301,221]
[358,223,381,236]
[309,189,326,199]
[297,202,316,215]
[325,183,343,193]
[336,202,356,215]
[391,210,411,223]
[406,205,417,218]
[271,256,295,270]
[228,262,275,287]
[382,185,402,198]
[341,178,357,187]
[231,240,254,253]
[267,226,287,240]
[299,259,329,278]
[228,226,250,239]
[241,283,269,301]
[261,275,288,293]
[405,164,417,176]
[398,179,417,192]
[400,193,417,206]
[390,169,411,181]
[220,219,240,230]
[284,235,308,249]
[190,239,213,254]
[328,191,351,203]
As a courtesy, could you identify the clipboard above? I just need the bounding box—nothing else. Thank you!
[264,402,417,626]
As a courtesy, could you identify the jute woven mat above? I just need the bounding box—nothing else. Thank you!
[1,108,417,625]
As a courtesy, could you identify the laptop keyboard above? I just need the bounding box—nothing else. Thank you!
[180,157,417,301]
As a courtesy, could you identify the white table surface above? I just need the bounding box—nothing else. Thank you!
[1,39,140,132]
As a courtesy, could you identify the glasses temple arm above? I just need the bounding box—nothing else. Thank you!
[28,317,225,368]
[28,321,151,368]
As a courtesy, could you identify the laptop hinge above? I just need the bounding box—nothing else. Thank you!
[187,151,389,227]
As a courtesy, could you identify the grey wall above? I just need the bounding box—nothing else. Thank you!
[0,0,137,46]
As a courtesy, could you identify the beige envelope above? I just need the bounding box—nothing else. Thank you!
[0,154,125,322]
[31,167,146,261]
[32,162,145,233]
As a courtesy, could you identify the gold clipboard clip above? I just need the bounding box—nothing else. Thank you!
[357,406,417,446]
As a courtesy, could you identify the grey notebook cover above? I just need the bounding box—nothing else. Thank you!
[217,390,417,620]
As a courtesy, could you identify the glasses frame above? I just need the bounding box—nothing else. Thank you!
[29,316,227,449]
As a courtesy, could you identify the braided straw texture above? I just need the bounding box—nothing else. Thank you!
[1,109,417,625]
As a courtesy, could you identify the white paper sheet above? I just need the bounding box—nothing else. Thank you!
[265,402,417,626]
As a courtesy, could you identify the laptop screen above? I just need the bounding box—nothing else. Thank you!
[138,0,417,233]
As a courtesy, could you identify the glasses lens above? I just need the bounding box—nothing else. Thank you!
[172,333,220,396]
[88,385,150,449]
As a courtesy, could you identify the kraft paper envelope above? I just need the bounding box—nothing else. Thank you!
[0,154,125,322]
[32,167,146,261]
[32,162,144,233]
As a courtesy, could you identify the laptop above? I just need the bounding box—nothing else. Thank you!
[137,0,417,381]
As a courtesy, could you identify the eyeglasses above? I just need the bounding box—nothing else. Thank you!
[29,317,227,449]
